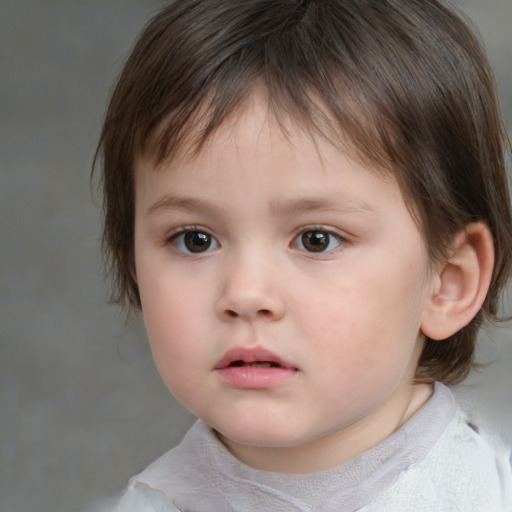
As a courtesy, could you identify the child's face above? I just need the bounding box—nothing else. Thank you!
[134,94,437,471]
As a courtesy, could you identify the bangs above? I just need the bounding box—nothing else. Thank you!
[136,5,396,172]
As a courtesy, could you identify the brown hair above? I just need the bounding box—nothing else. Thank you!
[95,0,512,384]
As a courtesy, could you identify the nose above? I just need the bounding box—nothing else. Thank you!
[216,251,286,322]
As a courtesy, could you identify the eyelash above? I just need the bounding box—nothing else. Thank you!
[165,226,346,255]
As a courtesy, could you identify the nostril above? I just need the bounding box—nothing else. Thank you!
[224,308,272,319]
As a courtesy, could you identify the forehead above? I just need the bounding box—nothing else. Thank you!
[140,87,391,180]
[135,92,403,218]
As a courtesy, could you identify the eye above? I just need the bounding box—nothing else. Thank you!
[170,229,219,254]
[293,229,344,253]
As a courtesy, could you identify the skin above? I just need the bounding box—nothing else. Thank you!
[133,93,437,473]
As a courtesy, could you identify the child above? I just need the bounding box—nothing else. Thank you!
[95,0,512,510]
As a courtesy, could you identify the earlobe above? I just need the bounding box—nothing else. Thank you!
[420,222,494,340]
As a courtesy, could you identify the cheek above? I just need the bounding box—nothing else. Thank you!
[141,292,210,408]
[300,275,424,374]
[138,271,206,370]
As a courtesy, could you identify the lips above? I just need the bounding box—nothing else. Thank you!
[214,346,296,370]
[214,346,298,389]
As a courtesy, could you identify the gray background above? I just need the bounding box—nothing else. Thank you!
[1,1,511,511]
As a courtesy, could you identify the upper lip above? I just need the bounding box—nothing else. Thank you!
[214,346,297,370]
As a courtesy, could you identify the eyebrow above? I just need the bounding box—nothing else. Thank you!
[147,194,378,218]
[147,195,215,215]
[268,197,378,218]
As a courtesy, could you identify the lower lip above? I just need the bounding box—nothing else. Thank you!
[216,366,297,389]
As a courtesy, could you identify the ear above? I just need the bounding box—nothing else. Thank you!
[420,222,494,340]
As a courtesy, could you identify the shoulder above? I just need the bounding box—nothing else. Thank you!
[111,483,182,512]
[119,420,224,509]
[363,397,512,512]
[424,411,511,502]
[85,483,182,512]
[98,422,213,512]
[130,420,215,492]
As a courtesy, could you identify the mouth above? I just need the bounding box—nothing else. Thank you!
[214,346,296,370]
[228,360,283,368]
[214,346,298,389]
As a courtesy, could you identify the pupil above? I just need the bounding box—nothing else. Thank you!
[184,231,211,252]
[303,231,328,252]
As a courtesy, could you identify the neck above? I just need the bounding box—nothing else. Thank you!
[217,382,433,473]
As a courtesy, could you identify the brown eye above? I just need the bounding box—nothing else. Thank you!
[294,230,343,253]
[172,230,219,253]
[302,231,329,252]
[184,231,211,252]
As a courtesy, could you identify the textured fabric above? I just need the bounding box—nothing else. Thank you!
[113,383,512,511]
[114,485,181,512]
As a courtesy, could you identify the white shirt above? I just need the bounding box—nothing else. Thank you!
[110,383,511,511]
